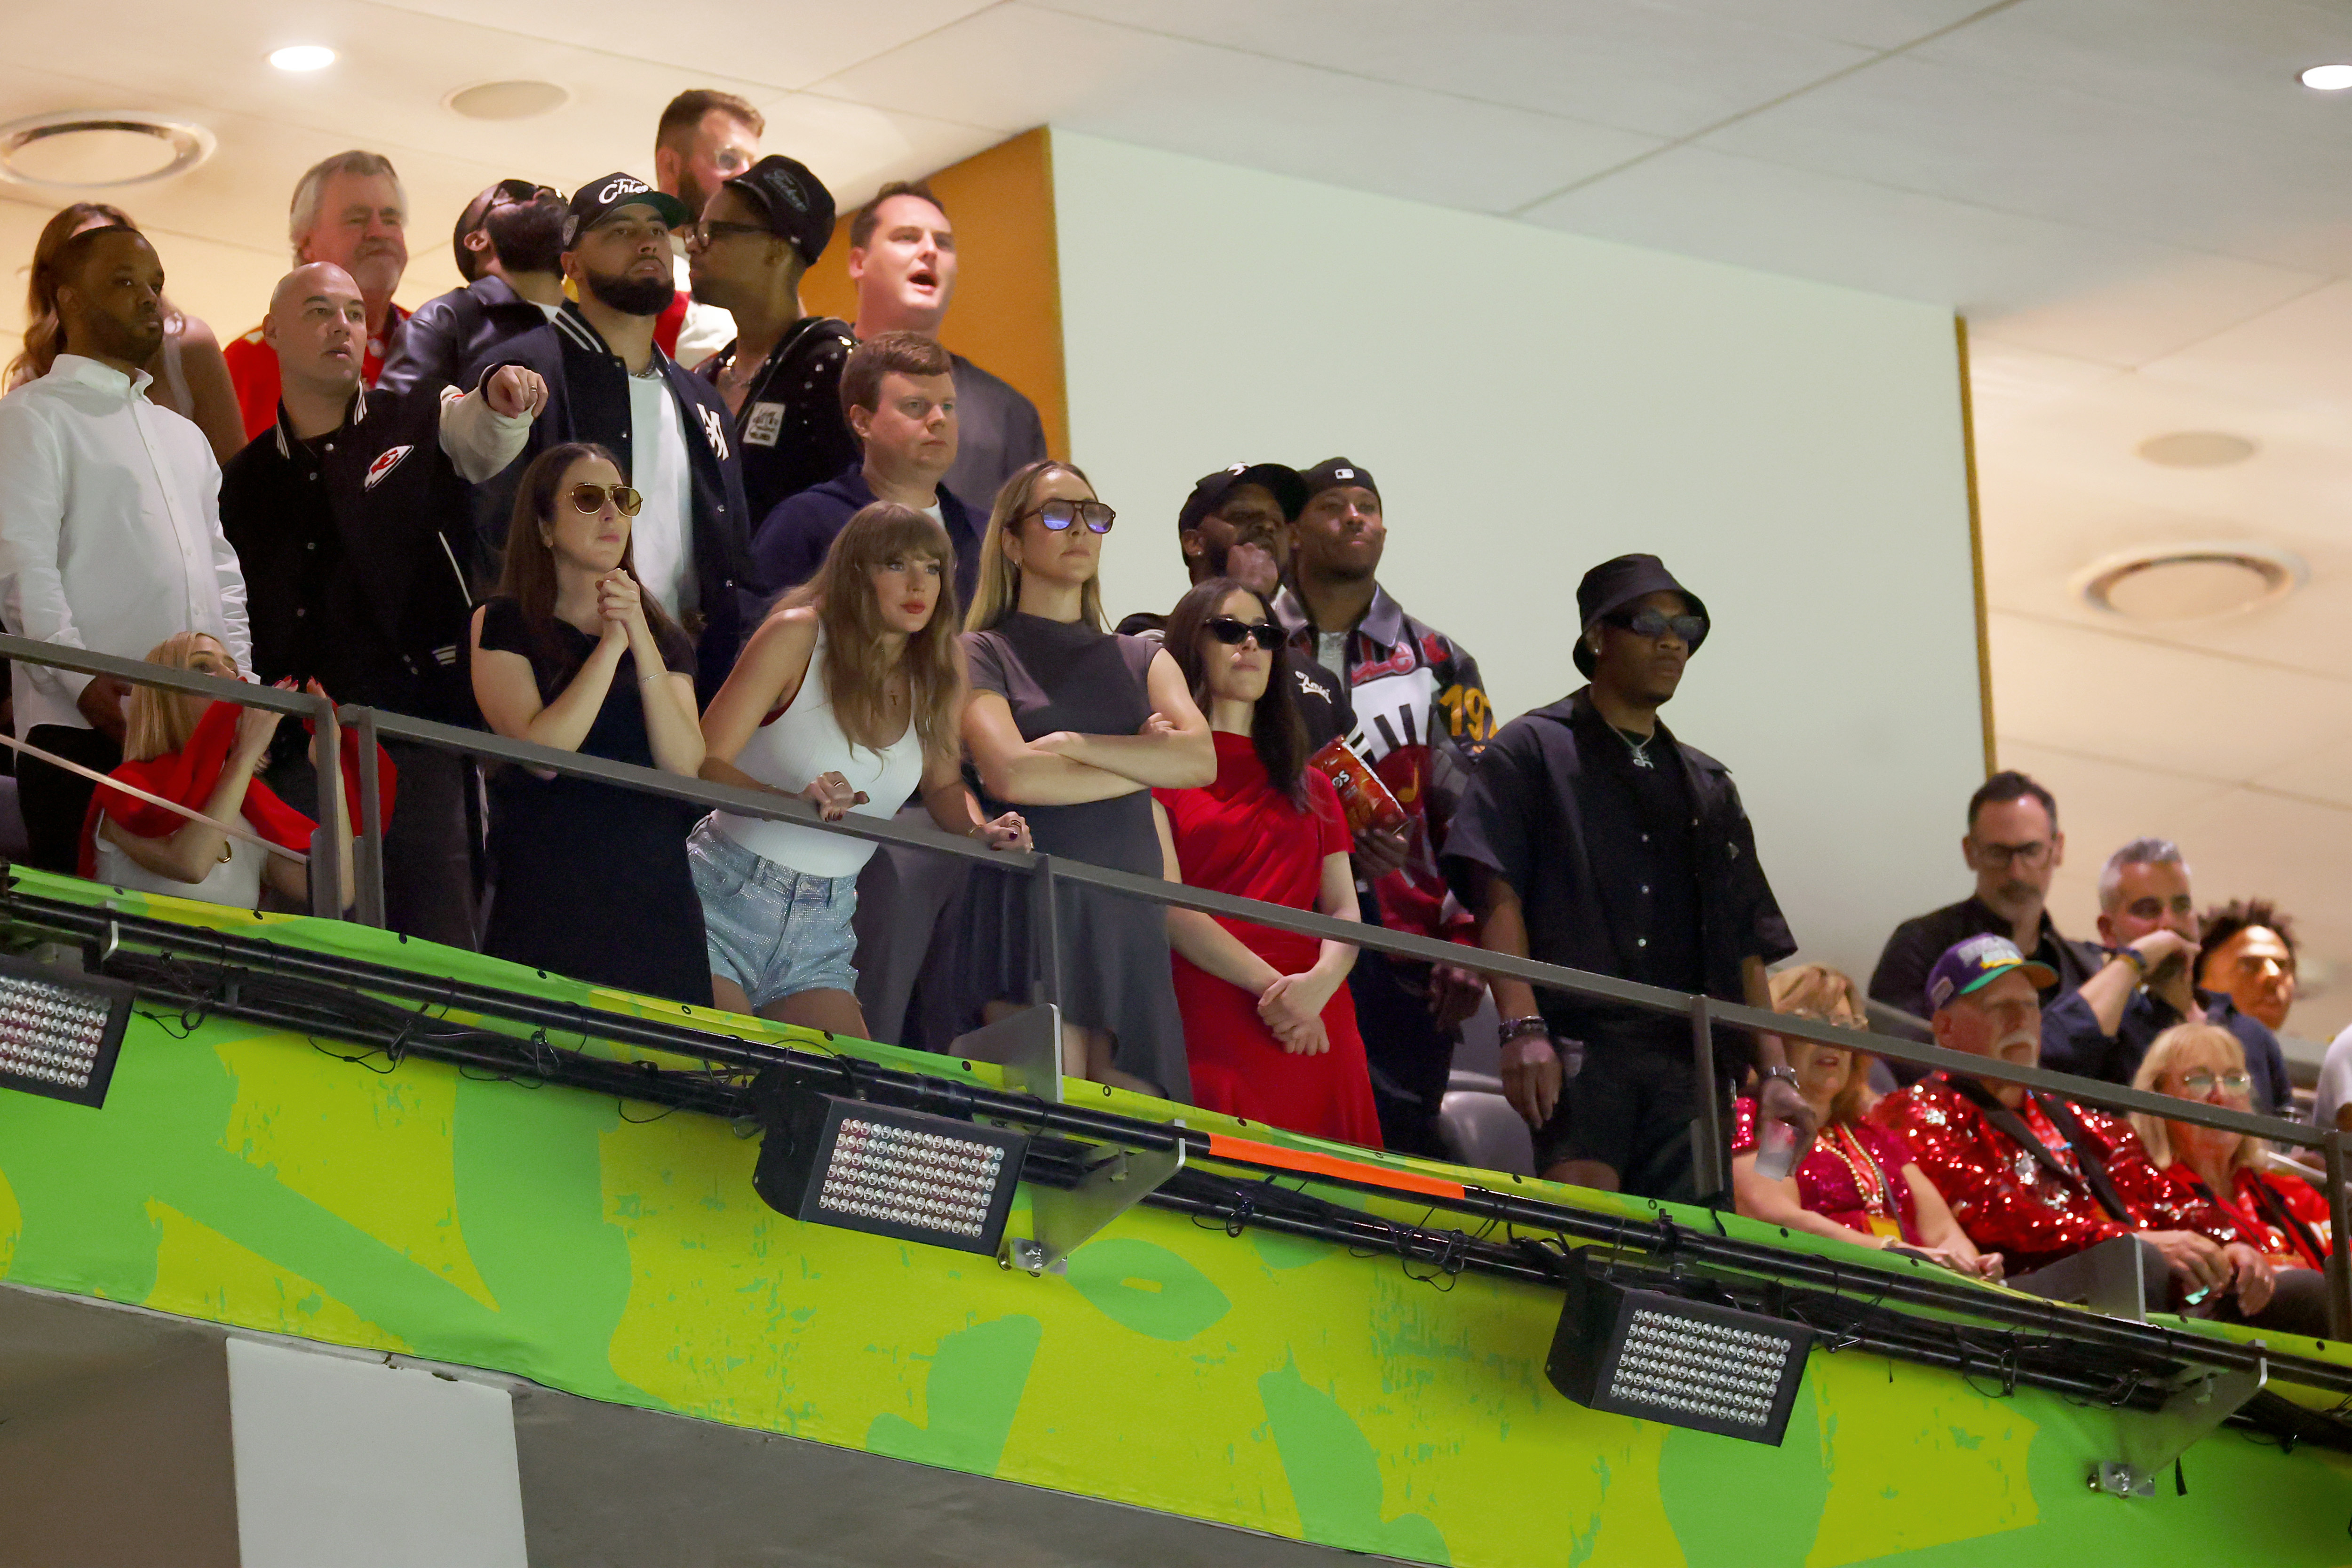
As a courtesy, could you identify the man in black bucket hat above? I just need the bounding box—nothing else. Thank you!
[1443,554,1804,1202]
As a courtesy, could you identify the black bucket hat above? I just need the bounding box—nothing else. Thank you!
[1573,553,1709,676]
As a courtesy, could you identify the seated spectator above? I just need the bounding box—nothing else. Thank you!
[1870,771,2100,1044]
[1151,577,1376,1145]
[8,202,244,462]
[2042,838,2291,1117]
[1872,935,2302,1327]
[951,461,1213,1097]
[1731,962,1998,1279]
[469,444,709,1005]
[692,501,1025,1032]
[376,179,566,398]
[0,223,250,874]
[2131,1023,2330,1272]
[2195,898,2298,1036]
[752,332,977,605]
[82,633,369,913]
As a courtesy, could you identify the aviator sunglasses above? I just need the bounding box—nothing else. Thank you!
[1204,616,1282,650]
[1022,498,1116,534]
[568,482,643,517]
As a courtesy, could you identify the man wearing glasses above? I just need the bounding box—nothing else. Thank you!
[652,89,764,367]
[2040,838,2293,1117]
[377,179,567,398]
[1869,772,2101,1051]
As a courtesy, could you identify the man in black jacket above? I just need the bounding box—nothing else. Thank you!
[467,174,754,701]
[377,180,566,398]
[220,263,545,946]
[1444,555,1807,1202]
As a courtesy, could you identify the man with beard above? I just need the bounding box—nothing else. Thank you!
[1271,459,1491,1157]
[846,182,1045,517]
[653,89,763,368]
[469,175,751,700]
[0,225,250,869]
[1870,772,2101,1053]
[220,262,546,945]
[224,151,410,438]
[685,153,858,531]
[1444,555,1799,1201]
[377,179,567,398]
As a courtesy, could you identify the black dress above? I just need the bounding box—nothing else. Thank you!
[954,613,1190,1100]
[475,598,712,1005]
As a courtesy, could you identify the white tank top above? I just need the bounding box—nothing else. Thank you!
[711,630,927,879]
[93,816,267,910]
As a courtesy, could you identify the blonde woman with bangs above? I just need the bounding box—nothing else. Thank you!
[949,460,1214,1098]
[694,501,1029,1034]
[2132,1023,2332,1274]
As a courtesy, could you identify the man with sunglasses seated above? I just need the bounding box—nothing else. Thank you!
[219,262,547,946]
[1445,555,1804,1202]
[377,178,568,399]
[1869,772,2102,1060]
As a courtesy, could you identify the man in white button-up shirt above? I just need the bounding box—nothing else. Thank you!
[0,224,250,871]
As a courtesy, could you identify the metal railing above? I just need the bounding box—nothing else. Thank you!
[5,627,2346,1332]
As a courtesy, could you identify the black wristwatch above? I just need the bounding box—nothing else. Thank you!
[1500,1014,1550,1043]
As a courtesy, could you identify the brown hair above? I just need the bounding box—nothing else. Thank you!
[123,631,233,763]
[850,180,946,250]
[964,460,1105,635]
[2129,1023,2257,1171]
[656,90,763,150]
[776,502,964,768]
[1769,963,1874,1125]
[1163,579,1311,811]
[495,443,689,680]
[839,330,952,422]
[8,202,137,389]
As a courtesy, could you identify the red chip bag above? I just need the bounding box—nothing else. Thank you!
[1309,737,1406,836]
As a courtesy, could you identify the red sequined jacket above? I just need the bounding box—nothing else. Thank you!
[1868,1073,2242,1274]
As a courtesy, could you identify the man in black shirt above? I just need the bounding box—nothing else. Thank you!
[1870,771,2102,1047]
[1445,555,1804,1202]
[219,263,546,945]
[377,179,566,398]
[685,154,858,535]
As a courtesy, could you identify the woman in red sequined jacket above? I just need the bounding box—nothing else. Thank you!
[2130,1024,2331,1272]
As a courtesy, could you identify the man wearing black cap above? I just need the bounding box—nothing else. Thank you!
[1444,555,1803,1202]
[685,154,859,533]
[1271,458,1493,1157]
[468,174,753,699]
[378,179,566,399]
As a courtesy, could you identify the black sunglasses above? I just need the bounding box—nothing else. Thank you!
[1024,499,1115,534]
[1205,616,1281,650]
[492,179,559,207]
[568,482,642,517]
[1605,607,1706,643]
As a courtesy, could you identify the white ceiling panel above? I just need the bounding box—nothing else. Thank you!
[2136,279,2352,409]
[2251,735,2352,813]
[813,4,1664,214]
[1667,0,1999,52]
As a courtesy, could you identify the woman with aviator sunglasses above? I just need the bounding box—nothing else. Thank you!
[1151,580,1378,1145]
[470,443,713,1005]
[952,461,1216,1098]
[2132,1023,2332,1274]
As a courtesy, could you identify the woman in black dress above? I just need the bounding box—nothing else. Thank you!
[957,460,1215,1097]
[469,442,712,1004]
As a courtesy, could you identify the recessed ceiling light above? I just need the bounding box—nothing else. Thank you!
[0,111,216,189]
[445,80,571,120]
[2300,63,2352,90]
[2077,543,2305,621]
[2137,431,2258,468]
[269,45,337,72]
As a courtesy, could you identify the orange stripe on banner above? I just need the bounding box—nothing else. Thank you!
[1205,1134,1467,1200]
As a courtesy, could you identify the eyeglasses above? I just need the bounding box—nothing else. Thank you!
[1604,608,1707,643]
[491,179,558,207]
[685,219,771,249]
[1023,499,1115,534]
[2175,1069,2251,1098]
[1971,839,2054,870]
[1205,617,1281,650]
[711,148,754,177]
[567,483,642,517]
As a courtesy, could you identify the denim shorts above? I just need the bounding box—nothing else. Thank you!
[687,818,860,1010]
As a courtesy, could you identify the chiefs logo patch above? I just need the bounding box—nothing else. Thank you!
[363,445,413,490]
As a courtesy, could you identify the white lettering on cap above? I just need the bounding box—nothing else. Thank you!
[1335,467,1355,479]
[598,176,650,204]
[1956,933,2021,968]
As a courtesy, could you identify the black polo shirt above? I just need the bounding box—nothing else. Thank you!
[1870,895,2102,1037]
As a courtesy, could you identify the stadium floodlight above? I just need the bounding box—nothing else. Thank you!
[0,951,135,1109]
[754,1085,1028,1257]
[1547,1266,1813,1445]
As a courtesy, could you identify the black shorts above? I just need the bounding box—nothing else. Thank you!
[1534,1039,1724,1204]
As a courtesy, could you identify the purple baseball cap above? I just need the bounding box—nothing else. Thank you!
[1926,933,2058,1013]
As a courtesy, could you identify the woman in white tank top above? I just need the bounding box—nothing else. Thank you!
[692,502,1028,1034]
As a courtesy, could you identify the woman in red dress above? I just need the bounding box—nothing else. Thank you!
[1151,578,1379,1146]
[2131,1023,2332,1271]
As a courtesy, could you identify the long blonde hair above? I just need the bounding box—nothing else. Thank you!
[963,459,1106,634]
[779,501,964,766]
[1770,962,1875,1125]
[124,631,233,762]
[2130,1023,2256,1171]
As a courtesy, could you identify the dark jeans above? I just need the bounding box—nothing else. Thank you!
[269,741,477,948]
[16,724,121,874]
[1351,941,1458,1161]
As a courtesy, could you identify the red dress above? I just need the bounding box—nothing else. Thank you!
[1733,1098,1922,1245]
[1156,733,1381,1146]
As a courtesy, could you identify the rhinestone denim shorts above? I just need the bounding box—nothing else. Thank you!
[687,817,861,1010]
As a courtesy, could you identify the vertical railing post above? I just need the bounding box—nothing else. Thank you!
[1028,852,1063,1011]
[306,692,344,920]
[2325,1131,2352,1341]
[1689,994,1726,1205]
[350,708,387,929]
